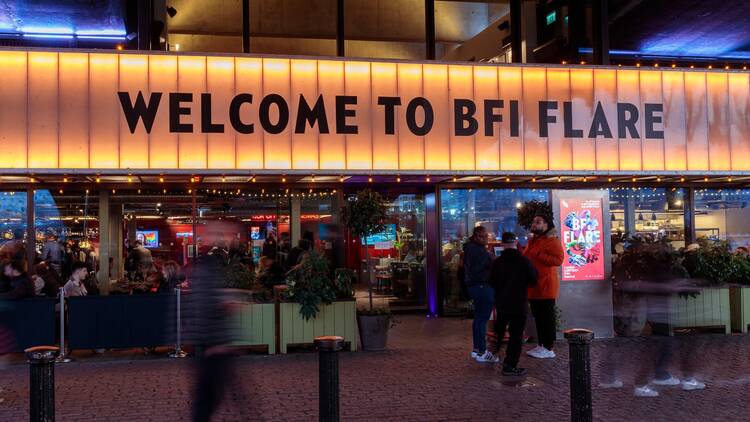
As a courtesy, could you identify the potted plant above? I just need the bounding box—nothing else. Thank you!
[278,253,358,353]
[341,189,392,350]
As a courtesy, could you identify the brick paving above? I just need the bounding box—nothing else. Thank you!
[1,315,749,421]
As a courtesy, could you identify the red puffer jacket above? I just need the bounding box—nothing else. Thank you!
[523,233,565,300]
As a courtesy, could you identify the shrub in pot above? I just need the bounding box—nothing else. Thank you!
[284,251,337,320]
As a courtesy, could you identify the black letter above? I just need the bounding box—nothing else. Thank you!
[229,93,254,134]
[510,100,520,137]
[588,101,613,138]
[617,102,640,138]
[539,101,558,137]
[259,94,289,134]
[118,91,162,134]
[169,92,193,133]
[644,103,664,139]
[336,95,358,134]
[200,93,225,133]
[295,94,329,134]
[483,99,503,136]
[563,102,583,138]
[454,99,478,136]
[377,96,401,135]
[405,97,434,136]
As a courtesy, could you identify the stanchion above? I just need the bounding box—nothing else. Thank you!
[564,328,594,422]
[55,288,71,363]
[169,287,187,358]
[315,336,344,422]
[25,345,59,422]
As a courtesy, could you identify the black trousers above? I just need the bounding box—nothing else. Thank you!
[494,312,526,369]
[529,299,556,350]
[192,353,233,422]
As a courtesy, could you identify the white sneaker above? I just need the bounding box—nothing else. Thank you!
[471,351,480,359]
[599,380,624,389]
[634,385,659,397]
[652,375,681,386]
[526,346,544,358]
[681,379,706,391]
[475,351,500,363]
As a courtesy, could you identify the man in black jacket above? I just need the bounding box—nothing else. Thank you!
[490,232,538,376]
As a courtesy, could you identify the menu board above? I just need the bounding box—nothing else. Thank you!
[559,197,604,280]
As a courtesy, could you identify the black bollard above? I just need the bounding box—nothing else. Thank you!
[564,329,594,422]
[25,346,60,422]
[314,336,344,422]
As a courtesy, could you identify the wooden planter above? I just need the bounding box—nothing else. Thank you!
[667,287,730,335]
[730,287,750,333]
[231,302,276,354]
[278,300,358,354]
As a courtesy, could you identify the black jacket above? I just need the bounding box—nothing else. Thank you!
[463,240,492,287]
[489,248,538,315]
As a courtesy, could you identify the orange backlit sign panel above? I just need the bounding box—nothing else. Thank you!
[0,49,746,173]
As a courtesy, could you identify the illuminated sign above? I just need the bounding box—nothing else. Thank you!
[0,50,748,173]
[559,197,604,281]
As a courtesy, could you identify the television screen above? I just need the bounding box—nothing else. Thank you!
[250,226,261,240]
[136,230,159,248]
[362,224,397,245]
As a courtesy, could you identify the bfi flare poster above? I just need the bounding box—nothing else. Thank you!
[559,197,604,280]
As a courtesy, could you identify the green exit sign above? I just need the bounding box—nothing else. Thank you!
[546,11,556,25]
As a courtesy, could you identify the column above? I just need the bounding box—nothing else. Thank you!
[623,196,636,236]
[290,193,301,246]
[425,0,435,60]
[97,190,110,294]
[242,0,250,53]
[109,202,124,281]
[682,188,695,245]
[425,190,440,317]
[592,0,610,65]
[337,0,345,57]
[510,0,522,63]
[26,188,35,272]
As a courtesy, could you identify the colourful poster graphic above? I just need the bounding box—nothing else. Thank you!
[560,197,604,280]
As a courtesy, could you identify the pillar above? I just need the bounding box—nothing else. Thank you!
[97,191,110,294]
[682,188,696,245]
[425,190,440,317]
[336,0,345,57]
[510,0,522,63]
[242,0,250,53]
[623,196,636,236]
[26,188,35,272]
[109,202,124,281]
[592,0,610,65]
[290,194,301,246]
[425,0,435,60]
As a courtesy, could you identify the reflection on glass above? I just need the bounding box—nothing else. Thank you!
[439,189,549,315]
[694,189,750,251]
[609,188,685,249]
[0,191,27,262]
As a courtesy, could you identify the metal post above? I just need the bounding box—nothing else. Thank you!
[242,0,250,53]
[55,289,71,363]
[26,345,59,422]
[26,188,35,273]
[169,287,187,358]
[336,0,345,57]
[564,329,594,422]
[509,0,522,63]
[315,336,344,422]
[591,0,610,65]
[424,0,435,60]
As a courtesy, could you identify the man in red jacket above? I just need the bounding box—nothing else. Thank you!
[523,212,564,359]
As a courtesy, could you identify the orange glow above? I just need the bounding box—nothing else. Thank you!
[0,50,745,174]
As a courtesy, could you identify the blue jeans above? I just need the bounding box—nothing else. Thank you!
[468,284,495,352]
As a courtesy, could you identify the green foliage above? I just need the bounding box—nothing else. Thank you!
[683,239,750,286]
[611,236,688,284]
[340,189,387,241]
[334,268,356,300]
[225,258,256,289]
[517,200,553,230]
[284,252,337,320]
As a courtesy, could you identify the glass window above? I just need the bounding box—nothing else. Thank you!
[609,187,685,249]
[694,189,750,251]
[0,191,27,262]
[439,188,549,315]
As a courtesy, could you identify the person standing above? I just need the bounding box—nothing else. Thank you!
[463,226,498,363]
[62,262,90,297]
[524,212,564,359]
[490,232,538,376]
[41,234,65,276]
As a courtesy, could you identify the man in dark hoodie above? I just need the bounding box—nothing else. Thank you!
[490,232,538,376]
[463,226,498,363]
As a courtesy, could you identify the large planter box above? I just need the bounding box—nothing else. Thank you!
[231,302,276,354]
[730,287,750,333]
[667,287,730,335]
[278,301,358,353]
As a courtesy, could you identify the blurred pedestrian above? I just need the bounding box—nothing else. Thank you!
[41,234,65,276]
[0,260,33,300]
[490,232,538,376]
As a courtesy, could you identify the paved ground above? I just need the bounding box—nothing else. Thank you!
[2,315,749,421]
